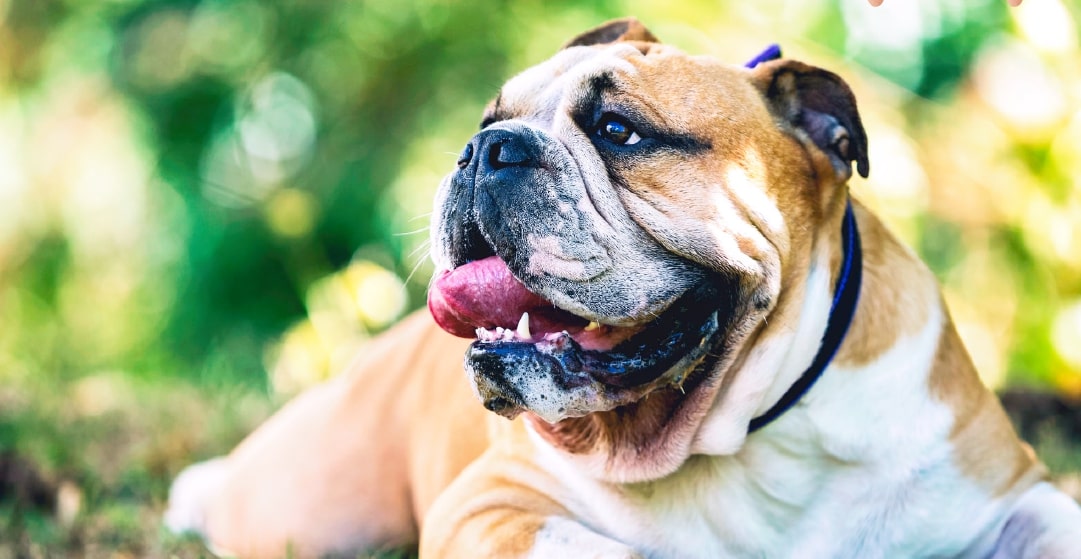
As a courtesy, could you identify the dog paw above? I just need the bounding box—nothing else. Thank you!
[164,456,229,536]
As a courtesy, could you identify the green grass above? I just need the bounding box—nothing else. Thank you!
[0,374,273,559]
[1,375,1078,558]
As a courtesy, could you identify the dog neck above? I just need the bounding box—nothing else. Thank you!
[747,199,862,433]
[690,197,856,455]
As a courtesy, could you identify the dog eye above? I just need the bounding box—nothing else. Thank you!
[596,114,642,146]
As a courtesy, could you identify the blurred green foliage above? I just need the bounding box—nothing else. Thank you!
[0,0,1078,556]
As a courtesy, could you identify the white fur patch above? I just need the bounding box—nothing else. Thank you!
[526,233,595,281]
[524,297,1039,557]
[702,196,763,275]
[723,153,787,245]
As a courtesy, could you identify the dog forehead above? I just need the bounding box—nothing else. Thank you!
[494,44,759,135]
[497,44,638,112]
[496,43,699,117]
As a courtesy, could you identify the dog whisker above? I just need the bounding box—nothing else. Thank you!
[404,251,432,285]
[393,227,430,237]
[407,239,432,259]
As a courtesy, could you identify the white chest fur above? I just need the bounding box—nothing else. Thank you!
[528,304,1015,558]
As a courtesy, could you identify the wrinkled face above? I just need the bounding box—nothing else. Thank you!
[428,36,865,425]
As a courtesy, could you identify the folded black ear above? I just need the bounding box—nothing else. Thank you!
[751,60,869,180]
[563,17,660,49]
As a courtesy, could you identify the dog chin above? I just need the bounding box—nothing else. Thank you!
[428,255,735,423]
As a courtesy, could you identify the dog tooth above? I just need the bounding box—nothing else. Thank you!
[584,321,600,331]
[516,312,531,339]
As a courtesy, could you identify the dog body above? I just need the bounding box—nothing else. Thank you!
[420,210,1074,558]
[167,19,1081,558]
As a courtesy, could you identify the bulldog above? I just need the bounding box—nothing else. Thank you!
[166,18,1081,558]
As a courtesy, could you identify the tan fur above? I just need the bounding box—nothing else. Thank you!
[420,453,562,559]
[197,312,487,558]
[930,314,1045,496]
[834,204,932,367]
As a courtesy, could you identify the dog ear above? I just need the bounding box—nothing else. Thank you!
[563,17,660,49]
[750,60,869,180]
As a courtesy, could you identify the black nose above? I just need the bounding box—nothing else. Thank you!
[459,128,538,177]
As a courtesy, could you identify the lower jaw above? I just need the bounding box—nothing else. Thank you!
[522,338,727,481]
[465,283,730,423]
[527,354,712,418]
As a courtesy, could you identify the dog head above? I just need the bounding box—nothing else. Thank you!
[428,18,868,480]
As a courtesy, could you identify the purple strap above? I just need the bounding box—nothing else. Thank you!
[745,44,782,68]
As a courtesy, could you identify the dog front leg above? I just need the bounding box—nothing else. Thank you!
[986,482,1081,559]
[420,454,641,559]
[422,508,641,559]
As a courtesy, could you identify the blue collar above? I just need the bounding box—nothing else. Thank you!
[744,44,783,69]
[747,200,864,434]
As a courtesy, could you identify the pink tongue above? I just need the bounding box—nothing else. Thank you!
[428,256,556,338]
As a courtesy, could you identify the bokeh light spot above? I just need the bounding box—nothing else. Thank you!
[1013,0,1078,54]
[343,261,408,330]
[264,188,317,239]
